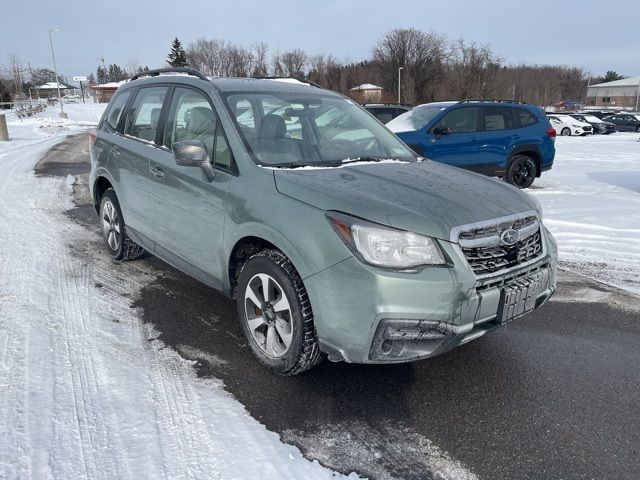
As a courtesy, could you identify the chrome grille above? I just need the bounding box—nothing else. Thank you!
[452,212,545,277]
[462,231,542,275]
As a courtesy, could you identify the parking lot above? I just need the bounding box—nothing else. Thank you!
[26,132,640,480]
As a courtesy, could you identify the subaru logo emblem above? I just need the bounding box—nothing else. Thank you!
[501,229,519,246]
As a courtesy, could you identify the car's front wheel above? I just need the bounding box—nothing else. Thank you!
[560,127,571,136]
[505,155,537,189]
[236,249,323,375]
[99,189,146,261]
[636,126,640,133]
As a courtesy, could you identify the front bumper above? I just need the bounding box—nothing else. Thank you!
[306,228,558,364]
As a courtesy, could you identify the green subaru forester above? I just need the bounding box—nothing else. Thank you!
[89,68,557,375]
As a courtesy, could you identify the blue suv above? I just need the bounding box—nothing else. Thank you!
[387,100,556,188]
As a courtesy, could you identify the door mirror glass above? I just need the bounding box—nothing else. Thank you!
[172,140,216,182]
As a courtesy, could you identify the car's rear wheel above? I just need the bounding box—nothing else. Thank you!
[505,155,537,189]
[236,249,323,375]
[99,189,146,261]
[560,127,571,136]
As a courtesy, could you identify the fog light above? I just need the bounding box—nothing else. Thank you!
[369,319,456,361]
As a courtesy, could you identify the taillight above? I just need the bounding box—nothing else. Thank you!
[546,128,556,138]
[89,129,97,145]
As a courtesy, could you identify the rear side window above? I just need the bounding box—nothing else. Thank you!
[514,108,538,127]
[125,86,168,143]
[482,106,515,131]
[433,107,478,133]
[103,91,130,132]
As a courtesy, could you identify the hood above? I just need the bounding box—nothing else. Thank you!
[273,161,539,242]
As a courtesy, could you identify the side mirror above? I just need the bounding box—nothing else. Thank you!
[172,140,215,182]
[432,126,451,136]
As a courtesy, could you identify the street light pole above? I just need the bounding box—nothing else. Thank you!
[48,28,67,119]
[398,67,404,104]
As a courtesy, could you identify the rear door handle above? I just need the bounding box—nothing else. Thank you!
[150,165,165,178]
[512,135,521,140]
[110,146,120,158]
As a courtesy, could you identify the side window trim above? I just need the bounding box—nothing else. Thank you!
[115,90,135,133]
[211,122,237,175]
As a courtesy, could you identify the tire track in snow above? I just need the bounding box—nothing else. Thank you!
[0,132,360,480]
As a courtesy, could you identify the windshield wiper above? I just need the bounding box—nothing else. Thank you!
[339,156,406,165]
[265,160,343,169]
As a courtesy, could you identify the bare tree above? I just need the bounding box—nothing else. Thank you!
[372,28,447,104]
[445,38,502,99]
[279,49,308,77]
[251,42,269,77]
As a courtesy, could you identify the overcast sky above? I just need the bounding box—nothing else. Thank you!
[2,0,638,81]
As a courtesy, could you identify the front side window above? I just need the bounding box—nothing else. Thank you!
[433,107,478,133]
[223,92,415,166]
[482,107,514,131]
[102,90,130,132]
[164,87,216,153]
[125,86,168,143]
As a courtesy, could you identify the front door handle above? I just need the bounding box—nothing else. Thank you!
[110,146,120,159]
[150,165,165,178]
[512,135,521,140]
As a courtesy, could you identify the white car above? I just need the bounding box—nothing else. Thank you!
[547,114,592,136]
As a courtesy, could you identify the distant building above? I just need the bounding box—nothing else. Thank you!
[89,80,128,103]
[33,81,75,99]
[586,76,640,109]
[349,83,384,103]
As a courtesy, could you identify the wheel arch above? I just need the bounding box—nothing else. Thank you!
[92,175,116,214]
[509,144,541,177]
[227,231,308,299]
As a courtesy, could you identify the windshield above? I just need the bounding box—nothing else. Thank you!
[583,115,602,123]
[223,92,416,167]
[387,103,455,132]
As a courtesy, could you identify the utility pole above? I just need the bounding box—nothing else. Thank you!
[101,57,108,82]
[397,66,404,104]
[48,28,67,119]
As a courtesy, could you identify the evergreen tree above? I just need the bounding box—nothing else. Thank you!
[167,38,187,67]
[96,66,108,84]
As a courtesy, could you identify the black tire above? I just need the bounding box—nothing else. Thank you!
[236,249,323,375]
[560,127,571,136]
[505,154,537,189]
[99,189,146,261]
[636,126,640,133]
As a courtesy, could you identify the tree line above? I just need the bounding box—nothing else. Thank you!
[0,28,630,106]
[168,29,602,106]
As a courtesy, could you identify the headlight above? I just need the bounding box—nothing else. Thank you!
[326,211,446,269]
[572,124,583,128]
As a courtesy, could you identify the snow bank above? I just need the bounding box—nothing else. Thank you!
[0,103,107,159]
[528,133,640,295]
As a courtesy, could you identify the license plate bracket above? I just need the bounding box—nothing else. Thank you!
[497,274,542,324]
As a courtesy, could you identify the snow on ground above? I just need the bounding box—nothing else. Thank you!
[0,102,106,159]
[0,106,358,480]
[528,133,640,296]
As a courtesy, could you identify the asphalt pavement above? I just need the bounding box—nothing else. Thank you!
[37,134,640,480]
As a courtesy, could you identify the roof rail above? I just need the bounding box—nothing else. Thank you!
[130,67,209,82]
[458,98,528,105]
[254,76,324,89]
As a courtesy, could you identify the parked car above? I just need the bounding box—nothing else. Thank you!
[363,103,411,123]
[567,113,616,134]
[546,114,593,136]
[603,113,640,132]
[576,110,617,120]
[387,100,556,188]
[90,68,558,375]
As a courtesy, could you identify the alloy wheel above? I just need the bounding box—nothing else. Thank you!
[513,159,534,188]
[101,200,121,251]
[244,273,293,358]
